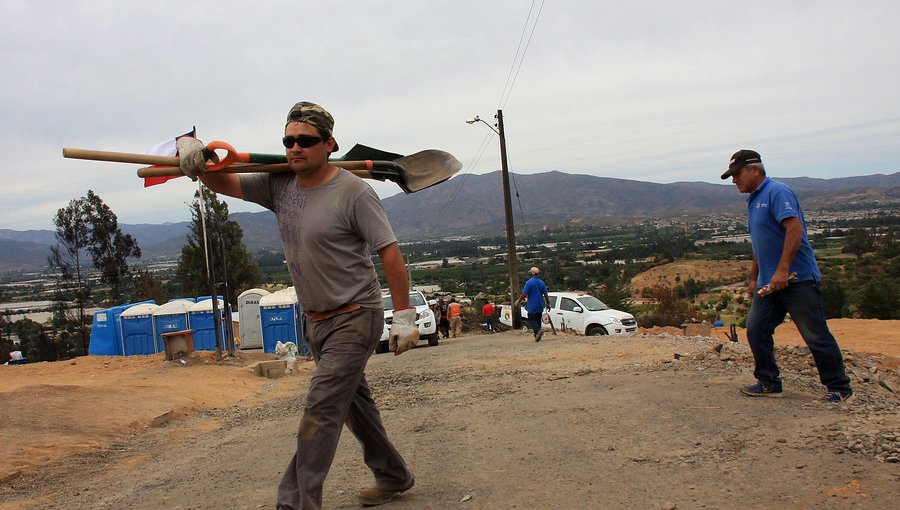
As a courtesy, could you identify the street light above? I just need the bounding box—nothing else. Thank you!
[466,110,521,330]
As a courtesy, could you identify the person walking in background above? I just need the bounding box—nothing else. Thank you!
[722,149,853,403]
[712,315,725,328]
[178,100,418,508]
[516,267,550,342]
[448,298,463,338]
[429,299,441,336]
[438,298,450,339]
[482,301,495,333]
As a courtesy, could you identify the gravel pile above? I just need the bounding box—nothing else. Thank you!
[645,333,900,462]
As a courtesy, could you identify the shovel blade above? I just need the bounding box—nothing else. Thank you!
[394,149,462,193]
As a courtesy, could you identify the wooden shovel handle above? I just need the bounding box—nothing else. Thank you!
[63,147,381,177]
[63,148,180,167]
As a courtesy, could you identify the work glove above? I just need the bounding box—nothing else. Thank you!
[176,137,218,181]
[389,307,419,356]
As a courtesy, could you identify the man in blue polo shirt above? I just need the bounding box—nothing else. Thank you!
[722,149,852,403]
[516,267,550,342]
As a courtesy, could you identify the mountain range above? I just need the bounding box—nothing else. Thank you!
[1,170,897,272]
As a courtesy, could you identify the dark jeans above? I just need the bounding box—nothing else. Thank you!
[439,318,450,338]
[484,316,494,332]
[746,281,851,393]
[276,308,412,510]
[526,311,542,335]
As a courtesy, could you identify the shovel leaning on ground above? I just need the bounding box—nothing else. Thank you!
[63,141,462,194]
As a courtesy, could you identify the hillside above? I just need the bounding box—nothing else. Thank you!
[628,260,752,295]
[1,171,897,271]
[383,170,899,239]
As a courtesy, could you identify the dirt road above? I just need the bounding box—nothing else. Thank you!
[2,325,899,509]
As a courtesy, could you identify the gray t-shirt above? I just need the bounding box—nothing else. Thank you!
[240,169,397,312]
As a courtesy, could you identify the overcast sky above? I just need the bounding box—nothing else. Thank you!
[2,0,898,231]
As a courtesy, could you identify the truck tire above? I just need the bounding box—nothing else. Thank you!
[586,325,608,336]
[427,334,439,347]
[375,341,389,354]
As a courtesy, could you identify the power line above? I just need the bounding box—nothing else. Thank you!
[496,0,538,108]
[498,0,546,109]
[436,129,494,217]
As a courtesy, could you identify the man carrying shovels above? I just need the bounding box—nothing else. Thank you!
[178,101,417,509]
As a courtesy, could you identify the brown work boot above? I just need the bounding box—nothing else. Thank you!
[358,477,415,507]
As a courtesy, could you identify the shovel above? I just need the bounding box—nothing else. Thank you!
[63,141,462,194]
[543,308,558,336]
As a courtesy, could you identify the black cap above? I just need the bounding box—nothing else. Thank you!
[721,149,762,179]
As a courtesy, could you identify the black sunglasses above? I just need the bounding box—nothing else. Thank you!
[282,135,325,149]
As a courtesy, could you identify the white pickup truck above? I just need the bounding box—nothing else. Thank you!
[499,291,637,336]
[376,290,439,353]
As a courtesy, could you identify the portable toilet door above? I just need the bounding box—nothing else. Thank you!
[152,300,194,353]
[89,307,119,356]
[237,288,269,350]
[188,298,227,351]
[259,290,299,353]
[120,303,160,355]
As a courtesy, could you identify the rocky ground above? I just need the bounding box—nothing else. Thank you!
[1,328,898,509]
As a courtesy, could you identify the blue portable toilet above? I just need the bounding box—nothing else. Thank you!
[259,288,307,355]
[237,288,269,350]
[152,300,194,353]
[188,298,227,351]
[120,303,159,355]
[89,307,122,356]
[89,301,156,356]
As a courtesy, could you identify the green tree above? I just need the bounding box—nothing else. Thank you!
[49,196,94,354]
[639,285,703,327]
[596,274,632,313]
[821,280,846,319]
[13,318,44,361]
[84,190,141,303]
[131,269,168,304]
[842,228,875,259]
[857,282,898,319]
[0,313,13,364]
[878,228,898,258]
[175,187,260,299]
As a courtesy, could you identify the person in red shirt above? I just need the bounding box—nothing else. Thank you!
[482,302,495,333]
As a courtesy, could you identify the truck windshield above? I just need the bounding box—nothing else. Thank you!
[577,295,610,311]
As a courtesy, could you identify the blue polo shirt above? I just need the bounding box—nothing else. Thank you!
[747,177,820,287]
[521,276,549,313]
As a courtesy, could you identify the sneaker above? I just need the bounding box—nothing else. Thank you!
[535,330,543,342]
[740,382,783,398]
[821,390,853,403]
[358,477,415,507]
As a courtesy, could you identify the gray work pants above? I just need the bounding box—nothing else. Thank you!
[276,308,412,510]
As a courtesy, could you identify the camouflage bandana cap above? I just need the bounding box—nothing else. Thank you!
[285,101,339,152]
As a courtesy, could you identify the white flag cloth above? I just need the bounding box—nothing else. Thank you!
[144,128,195,156]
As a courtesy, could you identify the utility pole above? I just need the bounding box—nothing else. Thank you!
[466,110,521,329]
[496,110,521,329]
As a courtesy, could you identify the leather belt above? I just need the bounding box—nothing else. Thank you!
[304,303,361,322]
